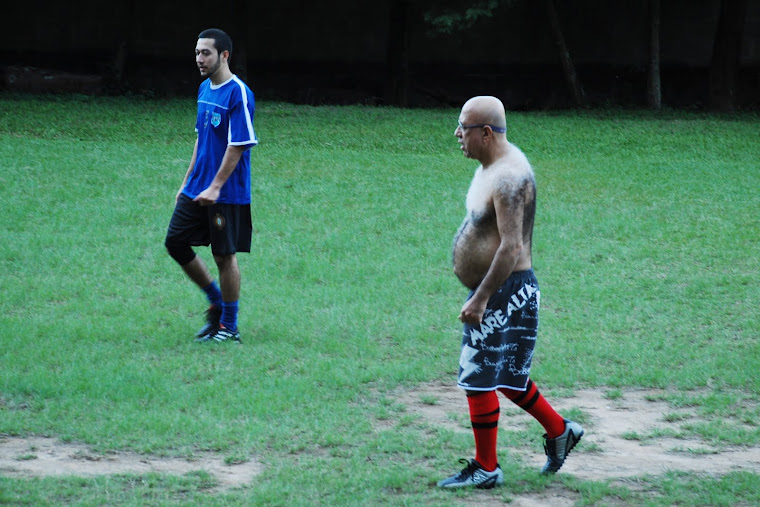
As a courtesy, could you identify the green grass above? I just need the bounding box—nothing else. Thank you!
[1,94,759,505]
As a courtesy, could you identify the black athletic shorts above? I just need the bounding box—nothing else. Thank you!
[166,194,252,256]
[457,269,540,391]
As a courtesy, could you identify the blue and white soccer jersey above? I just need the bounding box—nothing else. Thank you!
[182,75,258,205]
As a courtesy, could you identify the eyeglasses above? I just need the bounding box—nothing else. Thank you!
[457,121,506,134]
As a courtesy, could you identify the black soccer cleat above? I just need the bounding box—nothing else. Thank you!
[195,305,222,340]
[437,459,504,489]
[541,419,584,474]
[209,324,241,343]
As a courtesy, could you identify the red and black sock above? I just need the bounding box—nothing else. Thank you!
[499,379,565,438]
[467,390,500,471]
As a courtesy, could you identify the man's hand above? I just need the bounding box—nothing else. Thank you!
[459,294,487,325]
[194,186,220,206]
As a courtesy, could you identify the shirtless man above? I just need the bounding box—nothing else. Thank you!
[437,96,583,489]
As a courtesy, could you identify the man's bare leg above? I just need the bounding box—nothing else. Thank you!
[214,254,240,301]
[180,255,214,289]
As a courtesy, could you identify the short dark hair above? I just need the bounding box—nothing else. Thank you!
[198,28,233,56]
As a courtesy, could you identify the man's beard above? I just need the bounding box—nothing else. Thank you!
[203,57,222,78]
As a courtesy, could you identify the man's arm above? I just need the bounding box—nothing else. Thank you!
[193,144,247,206]
[176,138,199,203]
[459,178,525,325]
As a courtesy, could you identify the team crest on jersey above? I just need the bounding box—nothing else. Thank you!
[211,112,221,127]
[213,213,226,230]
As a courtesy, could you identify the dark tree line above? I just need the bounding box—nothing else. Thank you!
[103,0,749,110]
[709,0,749,111]
[386,0,749,110]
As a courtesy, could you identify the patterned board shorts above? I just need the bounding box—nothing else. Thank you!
[457,269,540,392]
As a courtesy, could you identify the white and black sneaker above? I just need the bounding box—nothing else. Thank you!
[437,459,504,489]
[541,419,584,474]
[210,324,241,343]
[195,305,222,341]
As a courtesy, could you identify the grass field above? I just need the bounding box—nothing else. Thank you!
[0,94,759,505]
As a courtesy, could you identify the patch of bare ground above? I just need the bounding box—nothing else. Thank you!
[394,382,760,504]
[0,436,262,490]
[4,385,759,503]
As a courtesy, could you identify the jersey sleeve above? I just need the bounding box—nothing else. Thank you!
[227,83,258,148]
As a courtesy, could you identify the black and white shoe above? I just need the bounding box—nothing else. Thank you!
[195,305,222,340]
[541,419,584,474]
[209,324,241,343]
[437,459,504,489]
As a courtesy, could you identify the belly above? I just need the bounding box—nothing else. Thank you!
[452,219,500,289]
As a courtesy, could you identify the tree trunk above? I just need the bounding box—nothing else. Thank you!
[709,0,748,111]
[386,0,411,107]
[111,0,137,91]
[647,0,662,109]
[542,0,587,108]
[232,0,249,82]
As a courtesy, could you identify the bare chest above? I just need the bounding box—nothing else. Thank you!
[465,169,497,220]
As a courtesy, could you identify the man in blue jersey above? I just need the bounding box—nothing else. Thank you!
[165,28,258,343]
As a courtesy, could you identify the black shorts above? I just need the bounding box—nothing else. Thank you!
[166,194,252,256]
[457,269,540,391]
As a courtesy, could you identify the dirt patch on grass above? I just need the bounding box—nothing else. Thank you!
[397,383,760,480]
[394,383,760,505]
[0,436,261,490]
[3,385,759,503]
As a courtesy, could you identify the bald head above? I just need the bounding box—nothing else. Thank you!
[461,96,507,134]
[456,96,510,164]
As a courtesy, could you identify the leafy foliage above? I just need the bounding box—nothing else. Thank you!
[423,0,510,34]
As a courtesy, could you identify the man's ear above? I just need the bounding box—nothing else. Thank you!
[221,50,230,63]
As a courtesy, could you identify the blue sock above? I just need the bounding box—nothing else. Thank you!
[221,301,239,331]
[201,281,223,307]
